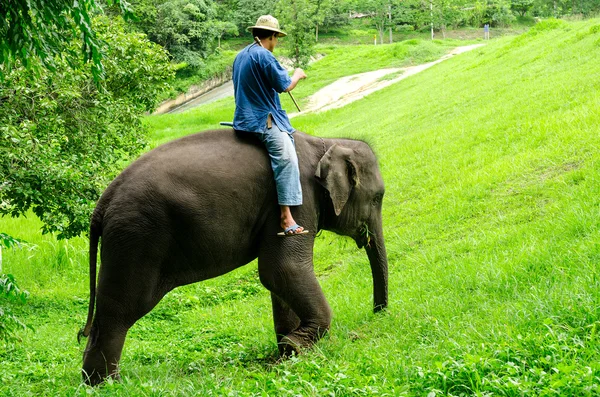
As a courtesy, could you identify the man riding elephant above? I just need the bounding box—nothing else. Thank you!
[79,17,389,388]
[233,15,308,236]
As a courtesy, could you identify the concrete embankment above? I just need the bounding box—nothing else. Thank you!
[153,68,233,115]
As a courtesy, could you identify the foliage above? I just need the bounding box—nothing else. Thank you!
[511,0,535,17]
[0,0,133,82]
[319,0,353,34]
[531,0,600,17]
[352,0,397,43]
[276,0,318,68]
[167,49,237,98]
[120,0,161,32]
[0,16,173,239]
[309,0,349,41]
[0,273,31,345]
[143,0,220,68]
[488,0,517,27]
[228,0,278,34]
[394,0,429,30]
[214,20,239,47]
[0,233,22,251]
[432,0,467,32]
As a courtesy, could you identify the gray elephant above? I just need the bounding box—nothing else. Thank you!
[79,129,388,385]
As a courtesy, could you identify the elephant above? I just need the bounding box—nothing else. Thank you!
[79,128,388,385]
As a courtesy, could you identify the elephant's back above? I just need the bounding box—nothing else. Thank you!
[141,129,270,175]
[110,129,271,194]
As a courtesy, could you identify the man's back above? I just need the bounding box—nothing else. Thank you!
[232,44,293,133]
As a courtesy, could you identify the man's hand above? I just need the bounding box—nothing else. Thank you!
[285,68,307,92]
[293,68,307,80]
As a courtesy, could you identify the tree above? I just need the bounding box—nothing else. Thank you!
[214,0,240,46]
[142,0,220,69]
[394,0,428,30]
[232,0,277,34]
[0,0,133,81]
[531,0,600,16]
[488,0,515,26]
[320,0,352,34]
[465,0,488,27]
[214,21,239,48]
[276,0,317,68]
[0,17,173,239]
[431,0,469,36]
[511,0,534,16]
[352,0,397,44]
[312,0,333,41]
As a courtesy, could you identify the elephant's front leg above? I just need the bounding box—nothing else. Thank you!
[270,292,301,355]
[259,239,332,356]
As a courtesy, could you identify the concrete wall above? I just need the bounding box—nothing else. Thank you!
[153,67,233,115]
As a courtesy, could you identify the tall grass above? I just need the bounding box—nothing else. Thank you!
[2,19,600,395]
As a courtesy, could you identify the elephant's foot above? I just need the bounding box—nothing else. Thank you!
[278,335,303,356]
[278,325,329,357]
[82,363,121,386]
[81,324,127,386]
[82,344,121,385]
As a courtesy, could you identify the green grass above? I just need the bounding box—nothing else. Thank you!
[3,18,600,395]
[144,98,235,146]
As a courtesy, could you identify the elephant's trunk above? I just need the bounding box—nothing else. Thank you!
[365,218,388,312]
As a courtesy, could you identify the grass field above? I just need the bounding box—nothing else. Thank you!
[2,18,600,395]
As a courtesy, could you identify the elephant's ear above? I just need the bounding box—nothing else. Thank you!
[315,144,359,216]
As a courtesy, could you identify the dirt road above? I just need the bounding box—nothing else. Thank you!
[290,44,484,117]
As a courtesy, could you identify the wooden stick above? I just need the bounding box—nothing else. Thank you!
[254,36,302,112]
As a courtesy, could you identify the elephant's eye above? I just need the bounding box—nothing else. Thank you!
[372,194,383,206]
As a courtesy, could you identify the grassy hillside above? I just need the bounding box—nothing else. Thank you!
[2,18,600,395]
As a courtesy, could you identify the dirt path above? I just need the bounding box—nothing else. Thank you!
[289,44,484,118]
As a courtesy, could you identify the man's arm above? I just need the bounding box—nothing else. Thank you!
[284,68,307,92]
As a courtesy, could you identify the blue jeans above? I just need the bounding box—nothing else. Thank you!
[252,122,302,206]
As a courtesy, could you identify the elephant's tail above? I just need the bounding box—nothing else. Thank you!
[77,212,102,344]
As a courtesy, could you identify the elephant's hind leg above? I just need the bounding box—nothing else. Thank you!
[82,262,169,385]
[259,243,332,356]
[82,300,128,385]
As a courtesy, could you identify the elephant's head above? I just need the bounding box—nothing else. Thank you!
[315,142,388,312]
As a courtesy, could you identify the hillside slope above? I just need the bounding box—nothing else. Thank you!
[292,18,600,395]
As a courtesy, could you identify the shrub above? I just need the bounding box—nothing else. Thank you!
[530,18,569,32]
[0,273,31,345]
[0,16,173,239]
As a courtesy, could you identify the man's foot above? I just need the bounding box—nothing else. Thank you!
[277,224,309,237]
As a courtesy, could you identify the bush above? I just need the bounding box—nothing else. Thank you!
[530,17,569,32]
[0,16,173,239]
[0,273,31,345]
[143,0,220,69]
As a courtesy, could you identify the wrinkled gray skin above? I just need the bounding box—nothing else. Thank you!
[80,129,388,385]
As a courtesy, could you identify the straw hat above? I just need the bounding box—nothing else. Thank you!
[246,15,287,37]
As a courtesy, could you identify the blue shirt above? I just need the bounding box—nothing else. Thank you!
[233,44,294,133]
